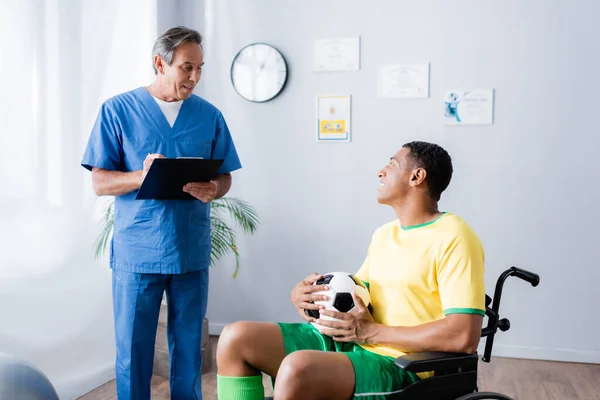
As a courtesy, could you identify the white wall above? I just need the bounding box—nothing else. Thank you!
[160,0,600,364]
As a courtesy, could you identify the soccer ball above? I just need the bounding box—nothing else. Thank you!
[304,272,372,332]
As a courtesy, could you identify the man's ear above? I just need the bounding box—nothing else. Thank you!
[410,168,427,187]
[154,55,164,74]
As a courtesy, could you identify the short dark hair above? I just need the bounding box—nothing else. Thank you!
[152,26,203,74]
[402,141,453,201]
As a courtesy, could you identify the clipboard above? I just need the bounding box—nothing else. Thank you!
[135,158,224,200]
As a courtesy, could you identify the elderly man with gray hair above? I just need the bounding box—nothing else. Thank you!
[81,26,241,399]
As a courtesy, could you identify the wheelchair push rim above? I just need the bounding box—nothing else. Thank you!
[455,392,514,400]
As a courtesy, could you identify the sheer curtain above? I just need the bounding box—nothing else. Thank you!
[0,0,156,397]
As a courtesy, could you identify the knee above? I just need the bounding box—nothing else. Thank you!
[216,321,254,363]
[273,351,314,399]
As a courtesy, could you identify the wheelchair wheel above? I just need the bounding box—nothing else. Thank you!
[455,392,513,400]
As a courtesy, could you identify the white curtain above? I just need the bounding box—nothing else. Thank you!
[0,0,157,398]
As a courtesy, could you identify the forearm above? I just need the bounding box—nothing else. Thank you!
[369,317,479,354]
[92,168,143,196]
[214,173,232,199]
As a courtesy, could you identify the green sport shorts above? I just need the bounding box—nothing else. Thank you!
[277,322,420,399]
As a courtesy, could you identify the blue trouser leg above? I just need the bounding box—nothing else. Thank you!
[166,269,209,400]
[112,270,166,400]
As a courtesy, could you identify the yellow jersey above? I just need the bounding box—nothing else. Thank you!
[356,212,485,364]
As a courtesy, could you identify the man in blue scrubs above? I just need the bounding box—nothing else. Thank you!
[81,26,241,399]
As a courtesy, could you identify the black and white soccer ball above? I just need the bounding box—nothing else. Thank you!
[304,272,372,331]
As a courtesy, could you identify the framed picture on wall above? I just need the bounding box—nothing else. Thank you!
[316,95,351,142]
[378,64,430,99]
[444,89,495,125]
[314,38,360,72]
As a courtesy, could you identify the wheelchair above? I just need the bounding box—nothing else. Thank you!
[389,266,540,400]
[266,266,540,400]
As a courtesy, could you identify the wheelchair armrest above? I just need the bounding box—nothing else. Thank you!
[394,352,478,374]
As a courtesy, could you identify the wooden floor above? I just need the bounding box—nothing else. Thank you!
[80,336,600,400]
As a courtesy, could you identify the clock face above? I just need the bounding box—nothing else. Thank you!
[230,43,288,102]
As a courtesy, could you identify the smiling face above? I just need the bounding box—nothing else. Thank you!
[377,147,428,205]
[377,142,454,206]
[154,41,204,100]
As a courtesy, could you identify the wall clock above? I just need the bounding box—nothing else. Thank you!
[230,43,288,102]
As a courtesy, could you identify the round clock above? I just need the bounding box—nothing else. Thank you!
[230,43,288,102]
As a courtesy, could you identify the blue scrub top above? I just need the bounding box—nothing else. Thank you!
[81,87,242,274]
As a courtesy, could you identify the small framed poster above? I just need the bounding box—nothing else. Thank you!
[317,95,351,142]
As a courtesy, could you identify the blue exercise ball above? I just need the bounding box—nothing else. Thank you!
[0,353,59,400]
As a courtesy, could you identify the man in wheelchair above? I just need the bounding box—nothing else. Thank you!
[216,141,506,400]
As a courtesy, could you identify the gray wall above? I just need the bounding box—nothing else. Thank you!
[162,0,600,363]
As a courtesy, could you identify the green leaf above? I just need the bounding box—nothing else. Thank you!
[211,197,260,234]
[94,199,114,259]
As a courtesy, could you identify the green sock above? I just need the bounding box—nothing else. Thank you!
[217,374,264,400]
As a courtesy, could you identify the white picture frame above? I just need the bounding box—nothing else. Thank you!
[378,64,430,99]
[444,89,495,125]
[314,37,360,72]
[316,95,351,142]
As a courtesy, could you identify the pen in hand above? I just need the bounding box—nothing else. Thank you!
[142,153,165,181]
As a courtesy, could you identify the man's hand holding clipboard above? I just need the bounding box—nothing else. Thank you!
[182,181,218,202]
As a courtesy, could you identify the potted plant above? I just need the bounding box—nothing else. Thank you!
[94,196,259,375]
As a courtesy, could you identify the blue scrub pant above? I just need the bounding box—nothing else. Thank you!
[112,268,209,400]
